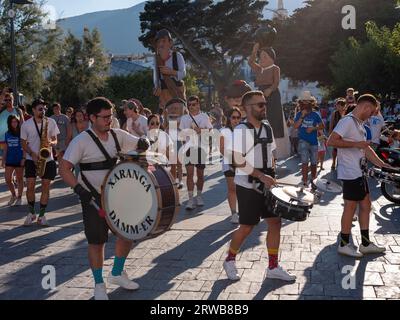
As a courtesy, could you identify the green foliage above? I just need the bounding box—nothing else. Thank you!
[139,0,268,96]
[102,70,158,111]
[274,0,400,86]
[45,28,109,107]
[330,22,400,98]
[0,0,62,100]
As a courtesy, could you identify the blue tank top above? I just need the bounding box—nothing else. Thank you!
[5,131,23,164]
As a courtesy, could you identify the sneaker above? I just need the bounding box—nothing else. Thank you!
[186,198,196,210]
[359,242,386,255]
[230,213,239,224]
[108,271,140,290]
[23,213,36,226]
[223,260,240,281]
[14,198,22,206]
[196,195,204,207]
[7,195,17,206]
[337,243,363,258]
[178,182,184,190]
[266,266,297,282]
[37,216,51,227]
[94,283,109,300]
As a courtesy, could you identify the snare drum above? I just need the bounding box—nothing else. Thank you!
[265,187,313,222]
[101,160,180,241]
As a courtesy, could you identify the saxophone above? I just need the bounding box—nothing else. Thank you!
[37,117,51,178]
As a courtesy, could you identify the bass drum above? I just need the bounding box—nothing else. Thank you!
[101,160,180,241]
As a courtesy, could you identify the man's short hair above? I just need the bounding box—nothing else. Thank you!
[86,97,113,117]
[188,95,200,103]
[31,99,46,109]
[165,98,186,108]
[155,29,172,41]
[241,91,264,107]
[357,94,378,107]
[52,102,61,109]
[335,98,346,106]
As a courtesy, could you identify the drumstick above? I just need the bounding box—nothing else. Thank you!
[276,181,299,187]
[90,200,106,218]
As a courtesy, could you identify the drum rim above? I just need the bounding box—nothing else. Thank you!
[101,160,159,242]
[270,188,313,207]
[101,160,180,242]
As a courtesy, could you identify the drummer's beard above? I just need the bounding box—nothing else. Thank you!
[254,109,266,121]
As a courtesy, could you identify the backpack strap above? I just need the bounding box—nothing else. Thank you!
[172,51,179,71]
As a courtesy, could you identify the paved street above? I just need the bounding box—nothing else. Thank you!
[0,155,399,300]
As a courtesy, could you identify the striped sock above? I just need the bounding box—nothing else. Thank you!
[361,229,371,247]
[111,256,126,276]
[92,268,104,284]
[268,248,279,270]
[226,246,239,262]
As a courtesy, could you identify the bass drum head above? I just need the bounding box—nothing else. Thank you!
[102,161,158,241]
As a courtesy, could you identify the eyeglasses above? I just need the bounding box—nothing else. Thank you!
[150,122,160,126]
[247,102,267,109]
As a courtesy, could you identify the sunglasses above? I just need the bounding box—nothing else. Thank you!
[3,99,11,102]
[150,122,160,126]
[37,107,47,112]
[188,103,198,107]
[247,102,267,109]
[231,116,241,120]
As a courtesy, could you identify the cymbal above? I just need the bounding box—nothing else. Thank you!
[313,179,342,193]
[282,186,315,204]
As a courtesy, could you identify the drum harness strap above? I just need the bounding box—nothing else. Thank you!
[79,129,121,207]
[241,121,273,194]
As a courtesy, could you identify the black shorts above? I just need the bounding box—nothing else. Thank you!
[342,177,369,201]
[81,201,110,245]
[25,159,57,180]
[236,184,278,226]
[6,163,22,168]
[184,147,207,169]
[224,169,235,178]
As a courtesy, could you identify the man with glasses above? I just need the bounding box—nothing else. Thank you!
[21,99,59,227]
[223,90,296,282]
[294,91,324,187]
[60,97,150,300]
[179,96,213,210]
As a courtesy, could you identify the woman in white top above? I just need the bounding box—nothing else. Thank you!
[122,101,148,137]
[147,114,173,163]
[220,107,242,224]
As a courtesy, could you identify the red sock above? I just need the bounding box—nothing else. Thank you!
[268,248,279,270]
[226,247,238,262]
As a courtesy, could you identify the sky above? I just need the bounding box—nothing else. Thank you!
[42,0,304,20]
[44,0,144,19]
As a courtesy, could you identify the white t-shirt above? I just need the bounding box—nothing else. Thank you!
[179,112,213,147]
[233,123,276,189]
[147,129,173,156]
[20,117,60,162]
[368,114,385,144]
[333,115,366,180]
[63,128,139,193]
[220,127,234,172]
[126,115,148,137]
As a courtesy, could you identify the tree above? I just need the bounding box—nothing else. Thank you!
[273,0,400,86]
[139,0,268,100]
[0,0,62,100]
[330,22,400,98]
[46,28,109,107]
[102,70,158,111]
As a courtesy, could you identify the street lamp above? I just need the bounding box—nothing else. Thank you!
[9,0,34,107]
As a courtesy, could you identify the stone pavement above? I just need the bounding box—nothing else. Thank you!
[0,155,399,300]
